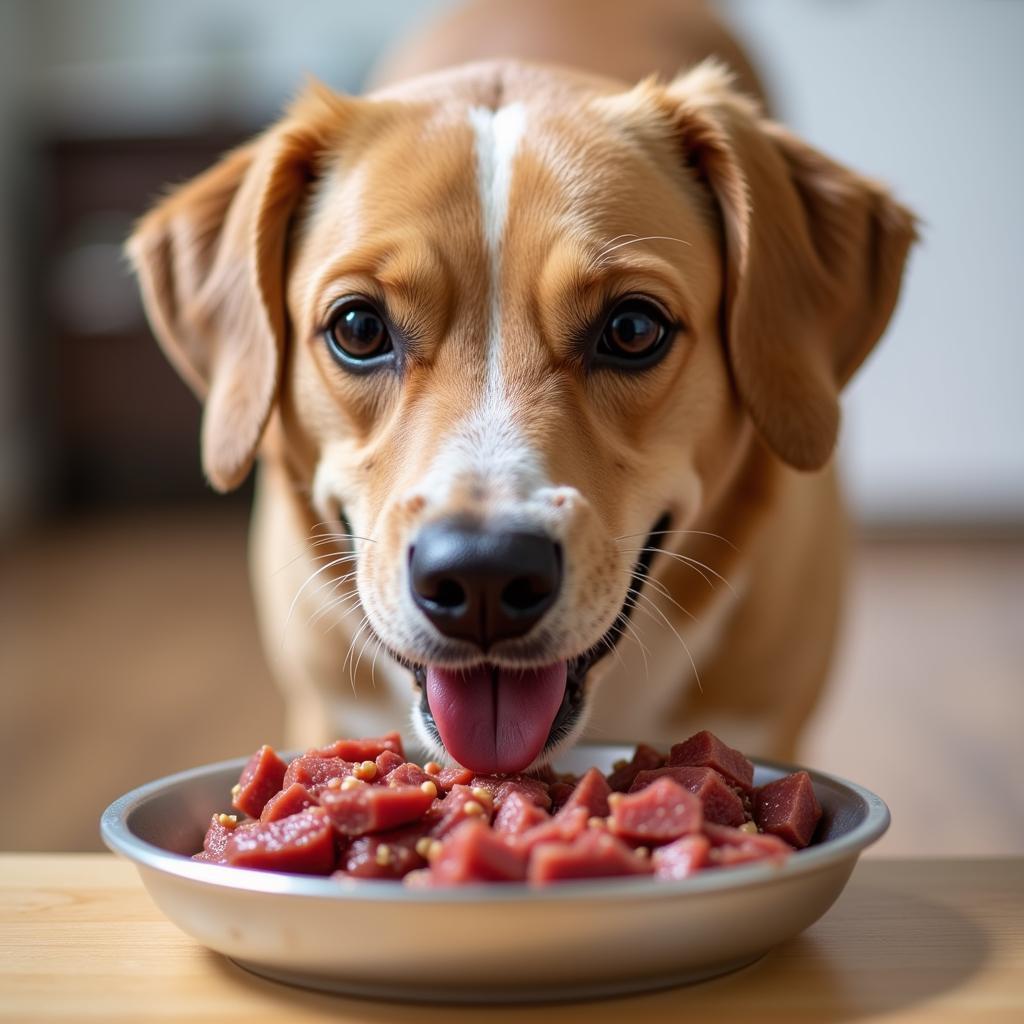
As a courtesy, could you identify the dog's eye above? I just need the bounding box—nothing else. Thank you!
[595,298,674,368]
[324,299,393,366]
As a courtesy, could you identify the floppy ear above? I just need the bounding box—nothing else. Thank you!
[663,62,918,470]
[126,83,350,491]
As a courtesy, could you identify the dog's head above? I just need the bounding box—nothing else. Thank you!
[129,60,915,773]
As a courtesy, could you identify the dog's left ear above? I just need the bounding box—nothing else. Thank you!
[127,82,351,491]
[662,63,918,470]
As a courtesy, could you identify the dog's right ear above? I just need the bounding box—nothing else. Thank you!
[126,83,351,491]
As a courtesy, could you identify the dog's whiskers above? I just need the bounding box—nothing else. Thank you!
[626,587,703,693]
[619,568,697,623]
[620,545,735,595]
[613,528,738,552]
[282,554,363,645]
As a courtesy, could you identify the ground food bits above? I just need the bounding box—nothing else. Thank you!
[194,730,823,885]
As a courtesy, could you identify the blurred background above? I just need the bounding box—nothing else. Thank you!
[1,0,1021,856]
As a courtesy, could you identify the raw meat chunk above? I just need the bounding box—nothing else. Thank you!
[232,745,287,818]
[343,823,430,879]
[754,771,822,848]
[529,830,653,884]
[224,808,336,875]
[320,784,435,836]
[606,744,665,792]
[630,766,745,827]
[705,822,793,866]
[312,732,404,761]
[555,767,611,819]
[469,774,552,811]
[667,730,755,791]
[492,792,550,835]
[429,820,528,884]
[652,834,711,880]
[260,782,317,822]
[608,777,703,844]
[281,755,354,796]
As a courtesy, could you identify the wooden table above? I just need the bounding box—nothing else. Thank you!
[2,855,1021,1023]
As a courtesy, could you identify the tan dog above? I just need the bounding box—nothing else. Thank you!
[128,0,915,771]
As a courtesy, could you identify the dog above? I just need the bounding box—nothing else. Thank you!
[128,0,915,772]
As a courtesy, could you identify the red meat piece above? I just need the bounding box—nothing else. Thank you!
[260,783,318,823]
[320,784,435,836]
[429,820,528,884]
[555,767,611,819]
[529,830,653,884]
[652,835,711,880]
[281,755,355,796]
[342,823,430,879]
[547,781,576,811]
[434,765,474,791]
[492,792,551,835]
[312,732,404,761]
[193,814,258,864]
[754,771,822,849]
[384,762,434,789]
[232,745,288,818]
[608,777,703,844]
[630,766,745,827]
[469,774,552,811]
[514,807,589,854]
[704,822,793,866]
[374,750,404,778]
[224,808,336,875]
[667,730,754,792]
[606,744,665,793]
[428,785,494,838]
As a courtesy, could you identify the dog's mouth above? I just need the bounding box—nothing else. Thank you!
[409,513,669,774]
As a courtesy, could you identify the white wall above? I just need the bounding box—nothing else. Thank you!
[721,0,1024,523]
[11,0,1024,524]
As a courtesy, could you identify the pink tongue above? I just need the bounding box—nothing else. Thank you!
[425,663,568,774]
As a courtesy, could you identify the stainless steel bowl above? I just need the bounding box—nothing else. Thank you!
[101,744,888,1003]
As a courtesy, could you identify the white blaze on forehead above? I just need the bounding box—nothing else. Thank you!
[467,102,527,393]
[413,101,546,510]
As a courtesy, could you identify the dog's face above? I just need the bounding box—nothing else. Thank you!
[129,61,915,773]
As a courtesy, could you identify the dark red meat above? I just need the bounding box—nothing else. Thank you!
[342,823,430,879]
[312,732,404,761]
[193,813,258,864]
[260,782,318,823]
[555,767,611,820]
[469,774,552,811]
[224,807,336,875]
[281,755,355,796]
[606,743,665,793]
[492,791,551,835]
[529,830,653,884]
[630,765,746,827]
[705,822,793,865]
[428,784,494,837]
[608,777,703,844]
[232,745,288,818]
[429,820,528,884]
[652,834,711,880]
[754,771,822,848]
[667,730,755,792]
[320,784,435,836]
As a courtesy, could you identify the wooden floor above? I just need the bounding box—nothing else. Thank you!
[2,506,1021,855]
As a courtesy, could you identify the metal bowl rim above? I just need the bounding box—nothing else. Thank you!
[101,745,889,904]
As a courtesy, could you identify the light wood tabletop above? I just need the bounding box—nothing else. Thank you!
[1,854,1021,1023]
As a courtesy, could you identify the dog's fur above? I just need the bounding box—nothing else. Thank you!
[128,0,916,763]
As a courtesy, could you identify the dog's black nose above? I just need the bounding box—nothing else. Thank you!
[409,519,561,649]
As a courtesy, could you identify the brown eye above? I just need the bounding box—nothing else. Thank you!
[324,298,393,366]
[596,297,674,367]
